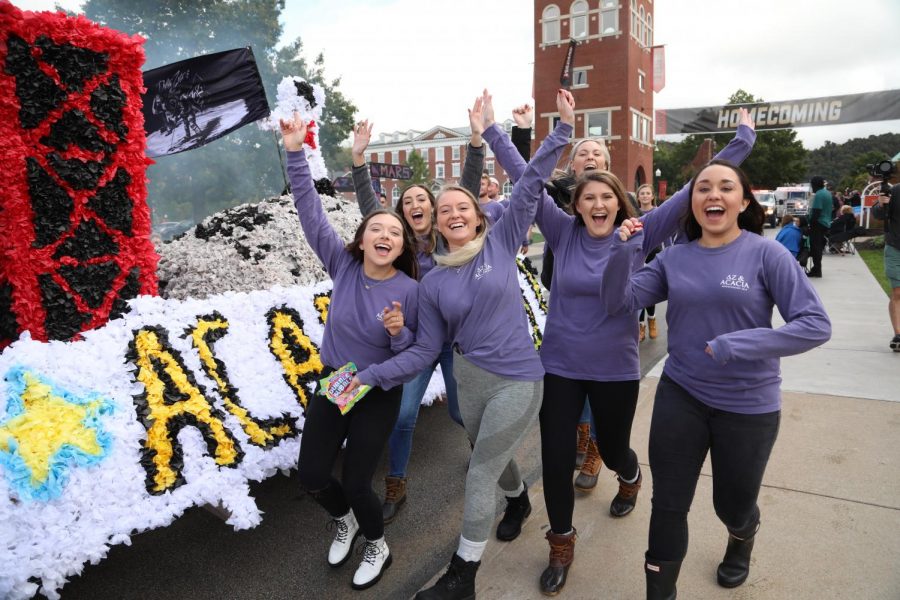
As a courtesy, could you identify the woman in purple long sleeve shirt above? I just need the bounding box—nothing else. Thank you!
[605,160,830,599]
[346,90,577,599]
[279,114,421,591]
[484,107,756,596]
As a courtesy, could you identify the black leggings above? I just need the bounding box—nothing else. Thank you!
[540,374,640,533]
[639,305,656,321]
[297,373,401,541]
[647,374,780,562]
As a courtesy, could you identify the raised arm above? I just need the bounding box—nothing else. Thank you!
[511,103,534,162]
[459,98,486,198]
[281,113,349,275]
[602,221,668,316]
[640,108,757,252]
[706,246,831,364]
[350,119,379,216]
[493,89,575,253]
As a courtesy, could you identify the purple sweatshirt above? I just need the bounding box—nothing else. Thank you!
[484,123,757,381]
[602,230,831,413]
[287,151,419,375]
[358,122,575,389]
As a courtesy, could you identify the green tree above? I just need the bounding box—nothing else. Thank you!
[724,90,807,189]
[804,132,900,191]
[81,0,356,223]
[405,150,430,187]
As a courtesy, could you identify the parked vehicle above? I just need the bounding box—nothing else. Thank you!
[774,184,811,219]
[753,190,778,227]
[153,220,194,241]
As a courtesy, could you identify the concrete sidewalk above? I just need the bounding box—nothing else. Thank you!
[470,244,900,599]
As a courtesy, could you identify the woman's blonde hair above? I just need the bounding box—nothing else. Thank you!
[551,137,611,180]
[432,185,490,268]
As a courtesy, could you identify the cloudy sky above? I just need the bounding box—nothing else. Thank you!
[16,0,900,149]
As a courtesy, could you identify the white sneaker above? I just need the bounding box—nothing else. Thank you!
[351,538,392,590]
[327,511,360,567]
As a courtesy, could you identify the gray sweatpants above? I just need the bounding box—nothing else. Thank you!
[453,353,543,543]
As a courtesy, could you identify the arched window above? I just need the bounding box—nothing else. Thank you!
[631,0,638,37]
[638,6,645,45]
[543,5,561,44]
[600,0,618,35]
[646,13,653,46]
[503,180,513,197]
[571,1,588,39]
[391,186,400,202]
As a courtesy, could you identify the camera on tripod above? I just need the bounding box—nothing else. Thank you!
[867,159,896,195]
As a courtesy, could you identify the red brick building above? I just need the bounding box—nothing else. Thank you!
[363,120,518,203]
[534,0,655,191]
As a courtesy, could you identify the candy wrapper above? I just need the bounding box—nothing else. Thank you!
[319,363,371,415]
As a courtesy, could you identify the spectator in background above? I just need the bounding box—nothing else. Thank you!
[775,215,802,258]
[379,190,389,208]
[488,176,503,200]
[807,176,832,277]
[872,182,900,352]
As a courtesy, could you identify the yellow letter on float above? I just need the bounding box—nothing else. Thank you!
[191,313,298,448]
[129,326,242,494]
[266,306,324,410]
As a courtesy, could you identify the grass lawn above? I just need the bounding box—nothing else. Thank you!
[858,248,891,297]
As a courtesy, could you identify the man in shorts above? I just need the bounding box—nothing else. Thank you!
[873,181,900,352]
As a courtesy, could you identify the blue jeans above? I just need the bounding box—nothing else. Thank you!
[387,343,462,477]
[579,400,597,442]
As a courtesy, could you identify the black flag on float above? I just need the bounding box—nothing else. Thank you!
[142,47,269,157]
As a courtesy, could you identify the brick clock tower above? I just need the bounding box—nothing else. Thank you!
[534,0,655,192]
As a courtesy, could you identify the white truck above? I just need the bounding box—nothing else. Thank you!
[753,190,778,227]
[774,184,812,220]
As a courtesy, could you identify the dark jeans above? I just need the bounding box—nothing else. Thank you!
[297,372,401,541]
[809,222,828,275]
[647,374,780,562]
[540,374,640,533]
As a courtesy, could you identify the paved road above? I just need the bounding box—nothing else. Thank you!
[61,250,670,600]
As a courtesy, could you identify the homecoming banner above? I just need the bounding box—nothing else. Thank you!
[142,47,270,157]
[0,259,546,600]
[655,89,900,135]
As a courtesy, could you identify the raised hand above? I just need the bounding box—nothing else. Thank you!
[279,112,309,152]
[512,104,534,128]
[738,107,754,130]
[468,96,485,137]
[382,301,405,337]
[617,217,644,242]
[556,89,575,126]
[351,119,373,164]
[481,89,495,129]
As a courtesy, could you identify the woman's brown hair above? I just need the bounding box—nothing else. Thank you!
[571,170,636,227]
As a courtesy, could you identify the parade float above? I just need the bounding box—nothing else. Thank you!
[0,4,547,598]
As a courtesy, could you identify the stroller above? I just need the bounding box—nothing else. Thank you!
[826,208,864,255]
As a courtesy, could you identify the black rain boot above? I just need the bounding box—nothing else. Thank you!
[415,553,480,600]
[716,523,759,588]
[496,483,532,541]
[645,553,681,600]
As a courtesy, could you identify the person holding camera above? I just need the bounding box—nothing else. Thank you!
[872,180,900,352]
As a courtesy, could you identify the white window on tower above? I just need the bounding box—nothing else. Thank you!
[601,0,619,35]
[570,1,588,39]
[543,5,561,44]
[638,70,645,92]
[585,110,610,138]
[573,68,589,88]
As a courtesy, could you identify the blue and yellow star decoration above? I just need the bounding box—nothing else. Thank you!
[0,366,114,502]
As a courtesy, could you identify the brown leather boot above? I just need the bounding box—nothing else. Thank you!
[639,322,646,342]
[648,317,658,339]
[609,467,641,517]
[382,476,407,524]
[574,439,601,492]
[574,422,590,470]
[539,528,577,596]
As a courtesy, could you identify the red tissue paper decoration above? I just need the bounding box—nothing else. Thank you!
[0,2,157,348]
